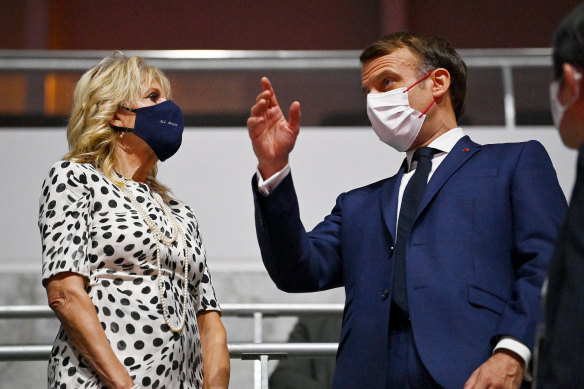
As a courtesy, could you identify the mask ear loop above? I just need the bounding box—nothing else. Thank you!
[404,70,435,93]
[112,105,137,135]
[403,70,436,118]
[120,106,138,112]
[418,99,436,118]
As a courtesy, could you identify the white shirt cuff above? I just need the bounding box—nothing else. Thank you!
[493,337,532,381]
[256,164,291,196]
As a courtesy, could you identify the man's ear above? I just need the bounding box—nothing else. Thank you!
[430,68,451,99]
[562,63,583,102]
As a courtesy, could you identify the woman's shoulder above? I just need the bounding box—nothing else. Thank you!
[42,160,102,199]
[168,198,200,220]
[46,160,99,180]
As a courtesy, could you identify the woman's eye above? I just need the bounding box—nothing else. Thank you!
[147,93,159,102]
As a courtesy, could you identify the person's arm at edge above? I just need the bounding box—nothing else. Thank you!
[198,310,230,389]
[46,272,135,389]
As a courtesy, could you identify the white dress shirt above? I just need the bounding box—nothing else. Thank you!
[256,128,531,371]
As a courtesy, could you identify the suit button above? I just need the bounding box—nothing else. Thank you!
[381,289,389,300]
[388,246,394,257]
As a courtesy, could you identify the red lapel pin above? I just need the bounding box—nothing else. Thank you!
[462,148,470,152]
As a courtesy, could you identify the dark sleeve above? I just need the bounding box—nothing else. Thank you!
[252,173,344,292]
[493,140,567,349]
[537,146,584,387]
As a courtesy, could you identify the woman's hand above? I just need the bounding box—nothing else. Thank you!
[46,272,135,389]
[198,310,230,389]
[247,77,301,179]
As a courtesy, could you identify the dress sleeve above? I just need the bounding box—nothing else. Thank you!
[182,206,220,314]
[39,161,93,286]
[195,256,221,314]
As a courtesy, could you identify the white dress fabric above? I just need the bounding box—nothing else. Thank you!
[39,161,220,389]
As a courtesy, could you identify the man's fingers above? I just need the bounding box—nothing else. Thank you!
[250,98,268,117]
[261,76,280,108]
[247,116,264,134]
[463,369,479,389]
[288,101,301,132]
[255,89,272,104]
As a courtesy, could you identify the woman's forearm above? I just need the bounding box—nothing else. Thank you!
[47,273,134,389]
[198,310,230,389]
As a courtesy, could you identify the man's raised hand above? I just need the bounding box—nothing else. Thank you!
[247,77,301,179]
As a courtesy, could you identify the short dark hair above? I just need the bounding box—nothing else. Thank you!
[552,3,584,79]
[360,32,467,120]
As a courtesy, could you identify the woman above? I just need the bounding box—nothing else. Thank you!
[38,53,230,389]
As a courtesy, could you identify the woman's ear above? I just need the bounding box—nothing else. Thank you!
[108,108,136,129]
[109,109,125,128]
[430,68,451,99]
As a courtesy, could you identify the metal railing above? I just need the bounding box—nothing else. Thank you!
[0,48,553,129]
[0,303,343,389]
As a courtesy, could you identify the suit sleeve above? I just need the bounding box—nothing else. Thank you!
[252,173,344,293]
[493,140,567,350]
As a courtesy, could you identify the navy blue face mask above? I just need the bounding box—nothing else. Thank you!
[112,100,184,161]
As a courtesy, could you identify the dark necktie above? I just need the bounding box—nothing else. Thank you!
[392,147,437,313]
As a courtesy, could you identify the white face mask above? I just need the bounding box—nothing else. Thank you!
[550,70,581,129]
[366,73,435,152]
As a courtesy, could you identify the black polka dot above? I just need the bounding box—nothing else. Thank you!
[111,322,119,333]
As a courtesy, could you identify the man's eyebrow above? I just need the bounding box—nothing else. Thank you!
[361,68,398,95]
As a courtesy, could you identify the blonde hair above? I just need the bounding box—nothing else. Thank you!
[65,52,173,201]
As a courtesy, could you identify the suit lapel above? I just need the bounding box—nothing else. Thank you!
[380,160,406,242]
[416,136,481,217]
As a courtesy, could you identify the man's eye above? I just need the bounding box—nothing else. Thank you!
[383,79,391,88]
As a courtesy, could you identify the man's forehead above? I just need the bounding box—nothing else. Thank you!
[361,48,419,80]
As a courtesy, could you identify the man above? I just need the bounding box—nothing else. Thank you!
[247,32,566,388]
[537,4,584,388]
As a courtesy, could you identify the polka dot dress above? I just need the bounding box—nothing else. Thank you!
[38,161,220,389]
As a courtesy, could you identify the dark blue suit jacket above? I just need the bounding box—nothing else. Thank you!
[253,136,567,388]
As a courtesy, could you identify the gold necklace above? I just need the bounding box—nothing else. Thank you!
[120,179,189,333]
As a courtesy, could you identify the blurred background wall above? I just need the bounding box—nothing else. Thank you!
[1,0,581,50]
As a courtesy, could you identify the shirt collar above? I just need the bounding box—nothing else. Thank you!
[405,127,465,170]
